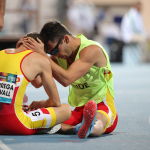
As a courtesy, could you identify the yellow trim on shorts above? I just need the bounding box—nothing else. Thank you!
[46,108,56,127]
[97,110,110,133]
[105,73,116,121]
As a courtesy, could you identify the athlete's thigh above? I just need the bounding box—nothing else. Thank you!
[23,107,56,129]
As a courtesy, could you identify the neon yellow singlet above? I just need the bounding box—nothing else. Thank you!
[57,34,115,108]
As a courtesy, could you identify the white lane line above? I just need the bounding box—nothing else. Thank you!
[0,140,11,150]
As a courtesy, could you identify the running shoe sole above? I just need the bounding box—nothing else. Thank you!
[78,100,97,138]
[37,124,61,134]
[47,124,61,134]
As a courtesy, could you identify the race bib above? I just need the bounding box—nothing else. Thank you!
[0,72,17,104]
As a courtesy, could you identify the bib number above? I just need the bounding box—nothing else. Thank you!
[32,111,41,116]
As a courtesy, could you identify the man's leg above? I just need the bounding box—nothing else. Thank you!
[59,101,108,137]
[59,106,84,134]
[29,103,71,135]
[52,103,72,125]
[60,124,75,133]
[89,112,107,137]
[60,102,117,138]
[78,100,108,138]
[36,103,72,134]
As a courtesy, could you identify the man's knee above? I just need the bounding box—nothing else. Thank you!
[90,112,108,137]
[54,103,71,124]
[90,119,105,137]
[61,103,72,119]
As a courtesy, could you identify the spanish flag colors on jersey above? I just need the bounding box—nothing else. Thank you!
[0,50,56,135]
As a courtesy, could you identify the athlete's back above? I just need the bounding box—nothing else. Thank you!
[0,46,59,134]
[0,49,34,115]
[0,33,70,135]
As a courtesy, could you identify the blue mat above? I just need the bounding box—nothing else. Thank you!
[0,63,150,150]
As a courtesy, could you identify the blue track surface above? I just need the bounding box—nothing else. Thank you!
[0,54,150,150]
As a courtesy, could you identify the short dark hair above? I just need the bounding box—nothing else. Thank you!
[40,20,72,43]
[26,32,48,52]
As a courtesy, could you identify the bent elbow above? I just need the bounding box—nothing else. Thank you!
[63,83,69,87]
[34,84,42,89]
[59,75,73,87]
[31,82,42,89]
[45,99,60,107]
[61,80,71,87]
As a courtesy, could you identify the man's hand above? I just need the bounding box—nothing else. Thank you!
[28,100,45,110]
[22,105,29,111]
[28,101,39,110]
[0,14,4,32]
[23,37,45,55]
[16,35,27,48]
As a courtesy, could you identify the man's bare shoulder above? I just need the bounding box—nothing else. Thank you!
[79,45,103,60]
[25,52,51,69]
[79,45,107,68]
[21,51,51,81]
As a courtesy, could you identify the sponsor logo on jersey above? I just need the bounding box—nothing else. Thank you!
[0,72,17,104]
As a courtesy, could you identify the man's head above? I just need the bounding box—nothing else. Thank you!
[133,1,142,12]
[40,20,72,56]
[26,32,48,52]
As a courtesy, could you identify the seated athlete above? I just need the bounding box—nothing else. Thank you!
[0,32,71,135]
[19,21,118,139]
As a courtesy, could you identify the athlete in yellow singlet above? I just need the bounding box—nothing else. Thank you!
[0,33,71,135]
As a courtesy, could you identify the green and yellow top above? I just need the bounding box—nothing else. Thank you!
[57,34,115,107]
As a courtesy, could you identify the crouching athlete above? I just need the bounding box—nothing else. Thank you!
[0,33,71,135]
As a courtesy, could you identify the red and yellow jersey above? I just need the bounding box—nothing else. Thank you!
[0,49,34,115]
[0,50,56,134]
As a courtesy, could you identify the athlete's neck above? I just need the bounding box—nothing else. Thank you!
[15,45,28,52]
[69,36,81,60]
[6,46,29,53]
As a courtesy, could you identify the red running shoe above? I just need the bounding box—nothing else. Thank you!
[78,100,97,138]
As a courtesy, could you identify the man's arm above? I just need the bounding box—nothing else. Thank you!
[28,55,60,110]
[40,57,60,107]
[31,75,42,88]
[50,45,106,87]
[22,37,107,87]
[0,0,6,32]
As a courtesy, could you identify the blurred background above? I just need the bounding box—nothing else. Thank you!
[0,2,150,146]
[0,0,150,106]
[0,0,150,63]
